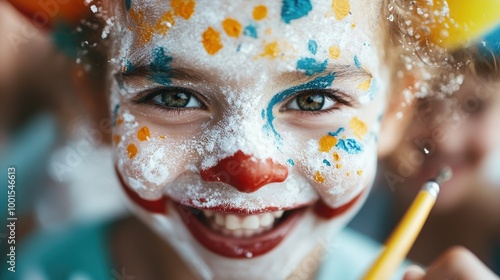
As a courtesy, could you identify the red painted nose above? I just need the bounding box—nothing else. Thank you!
[200,150,288,193]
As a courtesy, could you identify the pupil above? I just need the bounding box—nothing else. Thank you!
[297,94,325,111]
[162,92,190,107]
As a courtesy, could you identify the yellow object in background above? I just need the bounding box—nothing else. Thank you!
[413,0,500,50]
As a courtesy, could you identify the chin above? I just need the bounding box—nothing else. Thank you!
[117,169,371,280]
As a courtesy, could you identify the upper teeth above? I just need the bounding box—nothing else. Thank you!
[202,210,285,233]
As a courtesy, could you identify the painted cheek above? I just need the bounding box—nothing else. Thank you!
[297,124,373,209]
[112,116,182,212]
[115,166,167,214]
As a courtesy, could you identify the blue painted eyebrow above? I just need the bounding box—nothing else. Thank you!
[263,73,337,143]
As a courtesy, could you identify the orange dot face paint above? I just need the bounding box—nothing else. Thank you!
[259,41,281,59]
[127,144,138,159]
[114,134,122,146]
[314,171,325,183]
[202,27,223,55]
[138,126,151,141]
[253,5,268,20]
[328,46,341,59]
[332,0,351,20]
[155,11,176,35]
[171,0,195,19]
[319,135,338,152]
[333,152,340,161]
[222,18,242,38]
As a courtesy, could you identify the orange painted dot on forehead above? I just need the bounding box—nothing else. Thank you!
[253,5,268,20]
[202,27,223,55]
[222,18,242,38]
[156,11,175,35]
[127,1,195,47]
[171,0,195,19]
[129,9,154,46]
[328,46,341,59]
[332,0,351,20]
[259,41,281,59]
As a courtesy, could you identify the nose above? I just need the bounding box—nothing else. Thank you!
[200,150,288,193]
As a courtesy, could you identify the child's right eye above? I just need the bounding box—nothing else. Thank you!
[152,91,202,108]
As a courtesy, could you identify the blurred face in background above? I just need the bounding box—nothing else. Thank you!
[387,73,500,211]
[107,0,389,279]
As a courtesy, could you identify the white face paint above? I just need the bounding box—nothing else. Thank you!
[108,0,388,279]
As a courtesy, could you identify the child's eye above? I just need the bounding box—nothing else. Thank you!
[284,90,346,112]
[287,93,335,111]
[135,87,205,110]
[152,91,202,108]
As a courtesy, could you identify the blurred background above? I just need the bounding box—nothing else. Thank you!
[0,0,499,277]
[0,0,127,269]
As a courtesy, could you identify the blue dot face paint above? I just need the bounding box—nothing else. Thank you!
[243,24,258,38]
[354,55,361,68]
[108,1,388,279]
[308,40,318,55]
[281,0,313,23]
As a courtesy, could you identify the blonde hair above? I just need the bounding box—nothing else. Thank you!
[380,0,467,101]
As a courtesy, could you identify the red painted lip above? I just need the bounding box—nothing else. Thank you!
[173,202,306,259]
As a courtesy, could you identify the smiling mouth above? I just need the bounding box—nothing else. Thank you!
[173,202,307,258]
[115,167,364,258]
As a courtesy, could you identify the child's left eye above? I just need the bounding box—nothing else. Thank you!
[285,91,339,112]
[287,93,335,111]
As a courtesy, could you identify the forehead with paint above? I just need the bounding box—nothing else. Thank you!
[112,0,382,78]
[108,0,388,278]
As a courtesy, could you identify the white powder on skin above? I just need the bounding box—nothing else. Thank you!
[141,146,171,186]
[164,172,319,212]
[128,177,146,191]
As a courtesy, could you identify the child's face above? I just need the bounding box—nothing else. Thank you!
[109,0,386,278]
[389,74,500,210]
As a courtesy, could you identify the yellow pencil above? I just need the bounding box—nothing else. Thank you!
[362,167,452,280]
